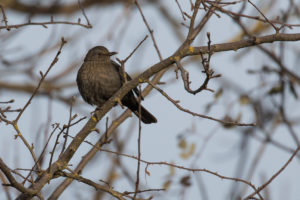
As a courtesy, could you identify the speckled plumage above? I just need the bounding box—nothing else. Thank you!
[76,46,157,124]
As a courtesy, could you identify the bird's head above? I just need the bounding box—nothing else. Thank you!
[84,46,117,61]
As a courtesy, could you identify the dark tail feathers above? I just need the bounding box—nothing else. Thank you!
[133,105,157,124]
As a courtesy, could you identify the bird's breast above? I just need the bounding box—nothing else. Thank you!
[77,60,122,106]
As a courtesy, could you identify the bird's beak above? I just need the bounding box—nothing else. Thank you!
[109,51,117,56]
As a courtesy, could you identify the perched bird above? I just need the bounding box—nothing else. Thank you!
[76,46,157,124]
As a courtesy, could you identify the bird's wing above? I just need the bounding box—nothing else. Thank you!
[111,60,144,100]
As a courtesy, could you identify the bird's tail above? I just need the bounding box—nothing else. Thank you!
[122,92,157,124]
[133,105,157,124]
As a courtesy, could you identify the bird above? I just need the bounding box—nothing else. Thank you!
[76,46,157,124]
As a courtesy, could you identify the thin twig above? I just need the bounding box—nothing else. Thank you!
[22,124,60,185]
[0,5,9,30]
[15,38,67,122]
[78,0,92,27]
[135,0,163,60]
[248,0,279,33]
[245,146,300,199]
[124,35,148,63]
[134,85,143,199]
[0,20,92,30]
[60,97,76,156]
[116,35,148,84]
[57,171,126,200]
[0,99,13,104]
[0,158,36,195]
[81,144,261,197]
[147,80,255,126]
[174,0,186,20]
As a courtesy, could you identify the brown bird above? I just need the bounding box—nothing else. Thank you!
[76,46,157,124]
